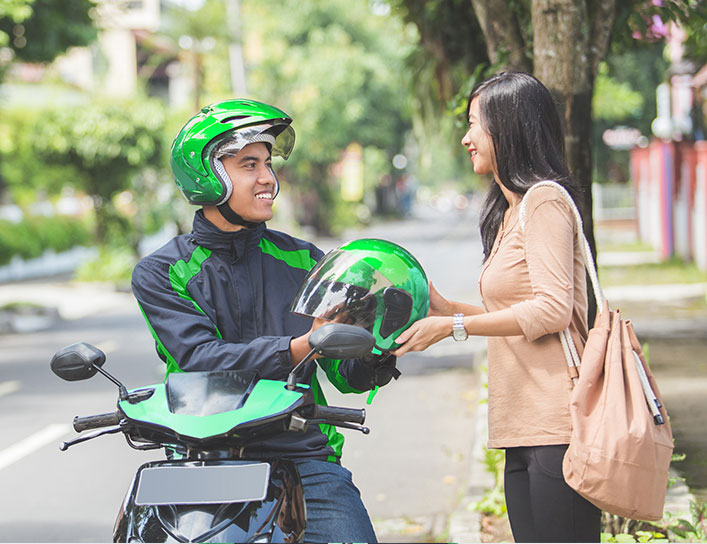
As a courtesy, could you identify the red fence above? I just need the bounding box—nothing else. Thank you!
[630,139,707,270]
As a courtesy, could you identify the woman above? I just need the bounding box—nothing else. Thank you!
[392,72,602,542]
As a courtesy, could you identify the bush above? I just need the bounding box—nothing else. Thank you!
[0,215,92,265]
[74,246,137,285]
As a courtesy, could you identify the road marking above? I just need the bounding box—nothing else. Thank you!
[0,380,20,399]
[0,424,71,472]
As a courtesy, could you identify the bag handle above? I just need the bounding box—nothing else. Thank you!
[519,181,605,308]
[519,182,664,415]
[518,181,606,380]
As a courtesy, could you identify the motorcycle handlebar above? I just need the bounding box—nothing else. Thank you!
[315,405,366,425]
[73,411,122,432]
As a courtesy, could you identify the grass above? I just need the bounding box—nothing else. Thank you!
[599,257,707,287]
[597,239,655,253]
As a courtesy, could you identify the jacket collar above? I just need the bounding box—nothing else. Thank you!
[191,209,265,262]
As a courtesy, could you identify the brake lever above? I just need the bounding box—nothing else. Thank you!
[59,425,123,451]
[307,419,370,435]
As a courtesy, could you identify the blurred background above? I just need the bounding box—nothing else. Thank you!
[1,1,707,542]
[0,0,705,282]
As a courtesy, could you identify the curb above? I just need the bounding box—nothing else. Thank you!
[447,355,491,543]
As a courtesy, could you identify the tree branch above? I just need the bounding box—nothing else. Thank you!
[588,0,616,77]
[471,0,531,72]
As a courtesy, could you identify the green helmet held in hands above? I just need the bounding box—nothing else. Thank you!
[291,239,430,352]
[170,99,295,206]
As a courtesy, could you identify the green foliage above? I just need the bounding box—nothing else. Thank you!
[472,447,507,517]
[593,64,644,122]
[0,0,96,64]
[0,215,91,265]
[74,246,137,285]
[34,99,165,172]
[0,0,33,48]
[0,106,83,204]
[244,0,414,233]
[654,499,707,542]
[28,98,167,244]
[601,530,668,542]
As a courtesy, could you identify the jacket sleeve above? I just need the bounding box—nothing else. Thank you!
[132,257,294,379]
[510,188,577,341]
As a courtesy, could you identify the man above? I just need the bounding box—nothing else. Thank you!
[131,99,397,542]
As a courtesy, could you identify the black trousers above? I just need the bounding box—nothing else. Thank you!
[504,445,602,543]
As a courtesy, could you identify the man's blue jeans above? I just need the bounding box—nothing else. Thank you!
[295,459,377,543]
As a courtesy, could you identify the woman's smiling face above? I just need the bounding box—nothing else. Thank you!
[461,96,496,177]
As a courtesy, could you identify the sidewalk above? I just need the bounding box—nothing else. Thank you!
[0,279,135,333]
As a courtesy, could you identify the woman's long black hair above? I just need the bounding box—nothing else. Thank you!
[468,71,584,260]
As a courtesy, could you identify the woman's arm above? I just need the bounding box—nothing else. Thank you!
[428,282,485,316]
[391,307,523,356]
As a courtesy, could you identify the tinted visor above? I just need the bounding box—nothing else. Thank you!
[292,280,376,330]
[291,249,392,330]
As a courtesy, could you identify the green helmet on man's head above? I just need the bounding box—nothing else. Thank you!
[170,99,295,205]
[291,239,430,352]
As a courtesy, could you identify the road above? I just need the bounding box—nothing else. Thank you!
[0,201,486,542]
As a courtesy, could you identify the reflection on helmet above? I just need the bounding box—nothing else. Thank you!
[296,281,377,330]
[291,239,430,352]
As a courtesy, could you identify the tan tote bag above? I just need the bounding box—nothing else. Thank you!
[520,181,674,521]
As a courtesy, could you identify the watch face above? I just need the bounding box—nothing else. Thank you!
[453,327,467,341]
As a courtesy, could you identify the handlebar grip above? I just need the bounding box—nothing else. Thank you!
[315,405,366,425]
[73,411,121,432]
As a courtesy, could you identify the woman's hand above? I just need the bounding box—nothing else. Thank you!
[391,316,452,356]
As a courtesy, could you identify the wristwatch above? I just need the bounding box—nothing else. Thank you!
[452,313,468,341]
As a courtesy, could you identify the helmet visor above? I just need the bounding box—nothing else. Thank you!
[291,249,393,330]
[207,123,295,162]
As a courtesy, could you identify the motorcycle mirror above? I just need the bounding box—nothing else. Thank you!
[51,342,106,381]
[51,342,131,400]
[286,323,376,391]
[308,323,376,359]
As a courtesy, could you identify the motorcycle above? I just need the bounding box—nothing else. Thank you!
[51,323,375,543]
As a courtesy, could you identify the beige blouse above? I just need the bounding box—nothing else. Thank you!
[479,185,588,449]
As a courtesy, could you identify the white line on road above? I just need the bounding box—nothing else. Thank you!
[0,380,20,399]
[0,424,71,472]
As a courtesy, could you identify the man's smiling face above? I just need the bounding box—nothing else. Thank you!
[221,142,277,224]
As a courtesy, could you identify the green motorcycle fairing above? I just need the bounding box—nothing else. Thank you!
[118,374,309,442]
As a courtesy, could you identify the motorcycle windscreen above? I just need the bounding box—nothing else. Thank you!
[166,370,258,417]
[290,249,392,330]
[135,462,270,505]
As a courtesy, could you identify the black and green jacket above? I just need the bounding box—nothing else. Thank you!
[131,210,378,462]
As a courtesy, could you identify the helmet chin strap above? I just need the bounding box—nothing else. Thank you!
[216,202,261,229]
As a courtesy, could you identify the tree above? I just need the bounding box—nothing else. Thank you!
[243,0,415,234]
[29,99,166,250]
[0,0,97,64]
[0,0,33,49]
[0,0,97,202]
[393,0,706,318]
[161,0,231,110]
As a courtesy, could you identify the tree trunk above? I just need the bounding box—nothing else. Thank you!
[532,0,616,322]
[532,0,595,241]
[472,0,617,321]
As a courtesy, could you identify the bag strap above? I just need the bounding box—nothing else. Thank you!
[518,181,606,380]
